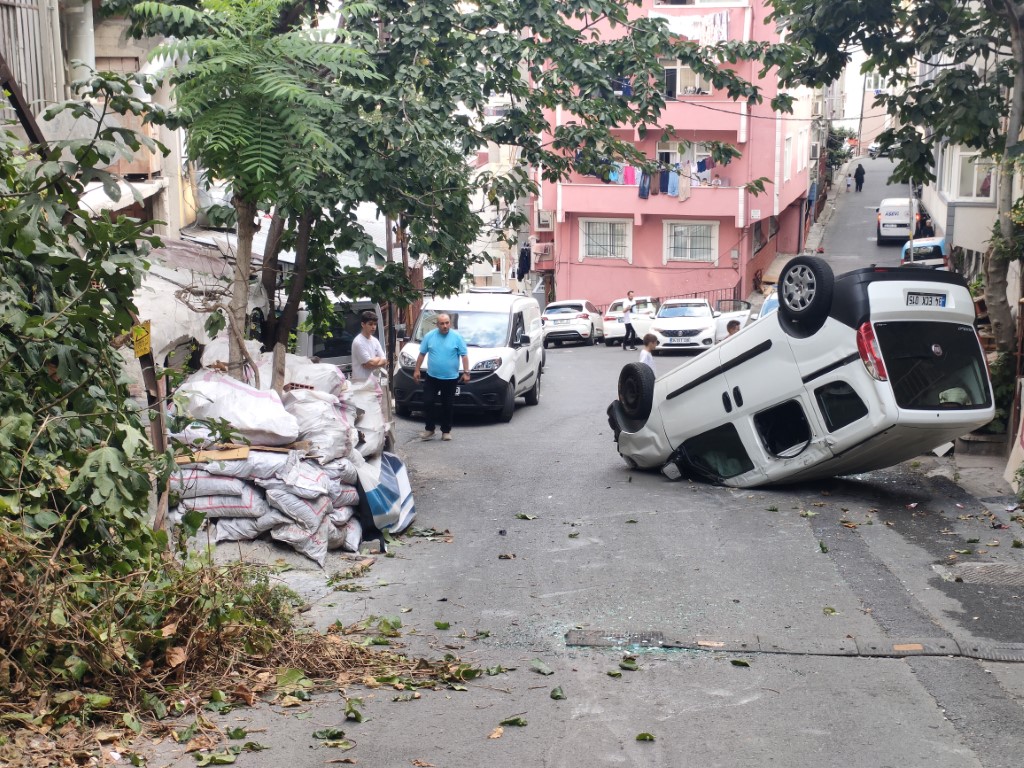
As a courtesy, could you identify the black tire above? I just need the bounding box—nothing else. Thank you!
[396,401,412,418]
[497,383,515,422]
[525,373,540,406]
[543,339,550,349]
[586,326,595,346]
[778,255,834,332]
[605,337,616,347]
[617,362,655,431]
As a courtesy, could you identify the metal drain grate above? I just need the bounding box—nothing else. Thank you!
[949,563,1024,587]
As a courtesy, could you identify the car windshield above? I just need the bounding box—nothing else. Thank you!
[659,304,711,319]
[414,310,510,347]
[546,304,583,315]
[874,321,992,410]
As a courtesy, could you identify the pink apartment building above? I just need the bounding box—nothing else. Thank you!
[529,2,814,308]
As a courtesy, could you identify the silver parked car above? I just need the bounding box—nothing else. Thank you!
[607,256,994,487]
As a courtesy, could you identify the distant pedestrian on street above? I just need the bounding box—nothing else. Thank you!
[854,164,865,192]
[622,290,638,351]
[846,173,852,192]
[413,313,470,442]
[639,334,658,372]
[350,310,387,383]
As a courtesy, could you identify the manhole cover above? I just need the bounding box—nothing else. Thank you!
[950,563,1024,587]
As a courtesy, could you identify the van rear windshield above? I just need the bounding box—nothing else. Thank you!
[415,310,510,347]
[874,321,991,410]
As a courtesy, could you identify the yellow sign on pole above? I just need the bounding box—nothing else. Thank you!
[132,320,152,358]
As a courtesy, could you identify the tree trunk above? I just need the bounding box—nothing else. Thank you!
[270,209,314,392]
[229,196,258,382]
[259,213,287,348]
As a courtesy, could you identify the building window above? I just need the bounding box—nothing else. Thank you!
[784,137,792,181]
[660,59,711,99]
[957,154,995,200]
[865,72,886,92]
[580,218,632,262]
[663,221,717,263]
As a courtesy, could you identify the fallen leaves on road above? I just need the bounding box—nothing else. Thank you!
[488,727,504,739]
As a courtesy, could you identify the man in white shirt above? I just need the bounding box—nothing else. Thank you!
[350,310,387,383]
[621,290,638,351]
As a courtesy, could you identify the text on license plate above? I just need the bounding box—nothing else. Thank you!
[554,319,569,324]
[668,338,690,344]
[906,292,946,307]
[882,223,902,228]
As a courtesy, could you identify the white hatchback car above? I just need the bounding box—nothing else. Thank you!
[541,299,604,347]
[602,296,660,346]
[608,256,994,487]
[650,298,751,353]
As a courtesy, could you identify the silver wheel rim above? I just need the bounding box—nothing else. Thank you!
[782,265,816,312]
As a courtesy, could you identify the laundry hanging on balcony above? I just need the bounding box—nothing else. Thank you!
[638,172,651,199]
[678,163,692,202]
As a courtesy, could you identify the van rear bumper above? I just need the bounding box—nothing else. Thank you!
[394,368,510,413]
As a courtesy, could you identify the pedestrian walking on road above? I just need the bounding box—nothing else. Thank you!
[854,164,865,192]
[413,313,470,442]
[639,334,657,373]
[846,173,852,192]
[350,310,387,383]
[622,290,638,351]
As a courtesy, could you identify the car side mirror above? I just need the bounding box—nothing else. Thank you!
[713,310,721,317]
[520,334,532,345]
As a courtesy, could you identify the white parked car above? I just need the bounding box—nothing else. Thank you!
[541,299,604,347]
[649,298,751,353]
[602,296,660,346]
[608,256,994,487]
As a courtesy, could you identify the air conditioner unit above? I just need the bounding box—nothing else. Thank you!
[535,209,554,232]
[534,243,553,260]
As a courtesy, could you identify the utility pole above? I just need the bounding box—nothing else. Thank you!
[856,72,868,155]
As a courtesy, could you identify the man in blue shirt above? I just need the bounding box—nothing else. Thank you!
[413,313,470,441]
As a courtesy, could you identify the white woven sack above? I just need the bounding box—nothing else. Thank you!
[178,370,299,446]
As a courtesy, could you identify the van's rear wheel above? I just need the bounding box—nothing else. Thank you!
[778,255,834,333]
[617,363,655,431]
[525,373,540,405]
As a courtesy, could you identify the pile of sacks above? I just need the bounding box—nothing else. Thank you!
[167,341,414,566]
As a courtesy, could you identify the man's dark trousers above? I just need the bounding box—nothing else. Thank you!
[424,374,458,433]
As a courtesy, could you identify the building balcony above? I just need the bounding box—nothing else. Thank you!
[557,179,742,225]
[656,96,745,136]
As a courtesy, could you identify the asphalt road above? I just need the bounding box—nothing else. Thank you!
[149,170,1024,768]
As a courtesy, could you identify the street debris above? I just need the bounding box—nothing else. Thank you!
[169,360,415,566]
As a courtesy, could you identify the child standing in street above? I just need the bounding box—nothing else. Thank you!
[846,173,852,191]
[639,334,658,373]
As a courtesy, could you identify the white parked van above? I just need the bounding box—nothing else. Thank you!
[876,197,921,244]
[393,290,543,422]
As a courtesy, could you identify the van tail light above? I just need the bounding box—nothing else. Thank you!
[856,322,888,381]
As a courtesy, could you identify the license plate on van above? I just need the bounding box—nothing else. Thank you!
[906,292,946,307]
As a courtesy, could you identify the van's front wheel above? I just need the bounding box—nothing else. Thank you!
[496,383,516,422]
[525,373,541,406]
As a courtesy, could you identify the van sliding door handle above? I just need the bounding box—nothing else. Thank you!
[733,386,743,407]
[722,392,732,413]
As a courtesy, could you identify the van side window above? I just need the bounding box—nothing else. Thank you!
[680,423,754,479]
[511,312,525,344]
[753,400,812,458]
[815,381,869,432]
